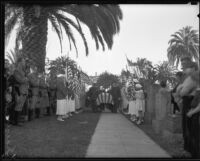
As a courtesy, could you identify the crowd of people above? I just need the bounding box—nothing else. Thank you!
[4,55,200,158]
[4,57,84,125]
[120,79,146,125]
[118,56,200,157]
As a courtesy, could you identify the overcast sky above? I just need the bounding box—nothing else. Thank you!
[6,4,199,76]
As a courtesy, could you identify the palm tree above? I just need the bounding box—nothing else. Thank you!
[167,26,199,67]
[155,61,177,85]
[5,4,123,72]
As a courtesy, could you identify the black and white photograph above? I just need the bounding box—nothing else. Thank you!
[2,1,200,159]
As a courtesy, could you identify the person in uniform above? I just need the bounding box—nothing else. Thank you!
[27,65,39,121]
[12,57,29,126]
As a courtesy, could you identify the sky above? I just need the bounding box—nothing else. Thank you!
[6,4,199,76]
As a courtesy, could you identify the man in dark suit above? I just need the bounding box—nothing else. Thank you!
[87,83,99,112]
[109,82,121,113]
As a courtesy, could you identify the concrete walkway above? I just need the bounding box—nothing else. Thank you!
[86,113,171,158]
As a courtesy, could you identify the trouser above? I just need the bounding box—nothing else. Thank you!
[112,101,120,113]
[35,108,40,118]
[91,100,97,112]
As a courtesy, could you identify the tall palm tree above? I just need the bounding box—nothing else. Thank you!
[167,26,199,67]
[5,4,123,72]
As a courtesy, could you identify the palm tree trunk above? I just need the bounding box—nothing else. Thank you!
[22,6,48,73]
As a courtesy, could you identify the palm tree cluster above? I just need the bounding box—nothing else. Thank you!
[125,57,177,86]
[167,26,199,67]
[5,3,123,72]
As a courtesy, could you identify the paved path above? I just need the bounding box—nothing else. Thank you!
[86,113,171,158]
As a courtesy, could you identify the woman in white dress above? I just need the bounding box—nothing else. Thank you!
[135,84,145,125]
[127,81,138,122]
[56,73,68,121]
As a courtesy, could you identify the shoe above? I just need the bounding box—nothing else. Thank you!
[57,118,64,121]
[62,114,69,119]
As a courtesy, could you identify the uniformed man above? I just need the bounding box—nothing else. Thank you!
[27,65,39,121]
[12,57,29,126]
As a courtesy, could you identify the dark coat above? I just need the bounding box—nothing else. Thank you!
[110,86,121,102]
[56,76,67,100]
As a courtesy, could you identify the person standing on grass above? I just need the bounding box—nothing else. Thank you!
[27,65,39,121]
[12,56,29,126]
[135,83,145,125]
[56,70,68,121]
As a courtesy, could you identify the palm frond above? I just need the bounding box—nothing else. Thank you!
[48,14,63,53]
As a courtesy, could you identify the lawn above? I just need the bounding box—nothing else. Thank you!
[4,110,101,158]
[121,112,191,158]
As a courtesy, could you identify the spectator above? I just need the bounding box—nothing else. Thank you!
[186,70,200,158]
[176,61,198,154]
[56,70,68,121]
[171,72,184,114]
[135,83,145,125]
[127,81,137,122]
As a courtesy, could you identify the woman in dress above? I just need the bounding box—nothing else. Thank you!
[127,81,138,122]
[135,83,145,125]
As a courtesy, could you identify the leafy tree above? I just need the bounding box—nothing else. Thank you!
[96,72,120,89]
[167,26,199,67]
[5,4,123,72]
